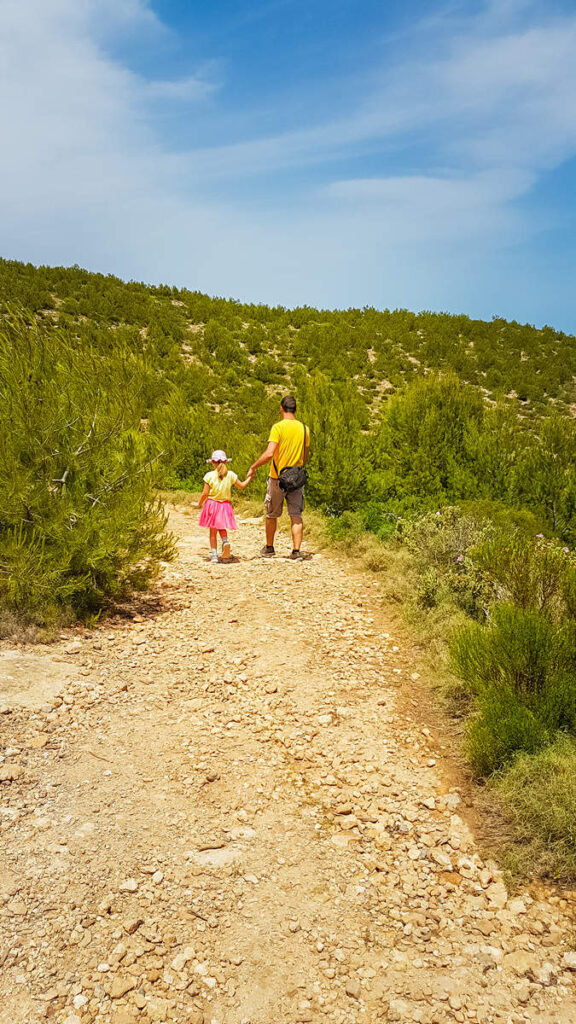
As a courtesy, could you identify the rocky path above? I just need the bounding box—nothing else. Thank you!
[1,507,576,1024]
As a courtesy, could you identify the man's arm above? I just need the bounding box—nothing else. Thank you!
[248,441,278,477]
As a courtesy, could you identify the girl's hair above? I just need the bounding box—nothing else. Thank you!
[214,460,228,480]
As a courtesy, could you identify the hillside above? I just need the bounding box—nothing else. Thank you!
[3,255,576,886]
[3,255,576,529]
[2,256,576,419]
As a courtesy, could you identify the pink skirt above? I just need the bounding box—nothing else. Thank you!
[199,499,238,531]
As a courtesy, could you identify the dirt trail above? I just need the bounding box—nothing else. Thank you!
[1,508,576,1024]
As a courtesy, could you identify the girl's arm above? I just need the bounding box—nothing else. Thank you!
[234,478,251,490]
[196,483,210,508]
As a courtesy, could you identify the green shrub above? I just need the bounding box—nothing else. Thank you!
[458,499,544,537]
[401,506,494,619]
[416,568,441,608]
[472,532,570,614]
[467,690,549,775]
[326,501,398,542]
[496,736,576,880]
[377,375,486,505]
[450,604,576,700]
[452,604,576,772]
[401,506,490,567]
[0,312,174,627]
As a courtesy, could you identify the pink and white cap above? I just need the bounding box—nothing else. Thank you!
[206,449,232,463]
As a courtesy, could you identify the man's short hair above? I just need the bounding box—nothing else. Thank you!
[281,395,297,413]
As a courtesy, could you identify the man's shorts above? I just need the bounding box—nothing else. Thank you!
[265,477,305,521]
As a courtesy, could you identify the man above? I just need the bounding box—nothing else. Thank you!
[248,395,310,560]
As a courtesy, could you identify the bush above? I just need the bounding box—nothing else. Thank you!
[377,375,485,505]
[452,605,565,697]
[401,506,489,567]
[401,506,494,619]
[149,391,261,489]
[416,568,441,609]
[0,312,174,628]
[452,604,576,772]
[472,532,571,615]
[496,737,576,880]
[466,690,549,775]
[326,501,398,542]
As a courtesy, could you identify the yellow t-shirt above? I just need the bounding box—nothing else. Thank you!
[268,419,310,479]
[203,469,238,501]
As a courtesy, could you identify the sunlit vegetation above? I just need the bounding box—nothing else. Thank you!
[3,255,576,875]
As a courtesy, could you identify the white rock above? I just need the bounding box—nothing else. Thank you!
[480,945,504,966]
[119,878,139,893]
[430,848,453,870]
[387,998,411,1021]
[444,792,461,810]
[508,898,527,915]
[535,962,557,986]
[486,881,508,909]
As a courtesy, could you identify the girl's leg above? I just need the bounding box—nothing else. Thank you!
[209,528,218,561]
[220,529,231,559]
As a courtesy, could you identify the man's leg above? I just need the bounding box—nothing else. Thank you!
[263,478,283,555]
[266,518,277,547]
[290,517,303,550]
[287,487,305,555]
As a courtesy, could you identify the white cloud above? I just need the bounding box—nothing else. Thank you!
[0,0,575,327]
[146,75,217,102]
[322,170,533,243]
[181,11,576,181]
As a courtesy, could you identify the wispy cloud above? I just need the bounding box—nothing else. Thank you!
[182,8,576,182]
[146,74,218,103]
[0,0,575,328]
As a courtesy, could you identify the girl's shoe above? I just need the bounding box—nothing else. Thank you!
[210,550,219,563]
[222,539,231,560]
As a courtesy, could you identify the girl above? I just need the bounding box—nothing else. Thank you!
[197,450,251,562]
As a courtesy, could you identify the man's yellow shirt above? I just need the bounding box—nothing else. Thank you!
[268,419,310,479]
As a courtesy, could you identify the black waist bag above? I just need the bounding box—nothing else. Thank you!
[278,465,309,493]
[276,421,309,493]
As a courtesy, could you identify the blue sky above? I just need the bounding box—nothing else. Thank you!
[1,1,576,331]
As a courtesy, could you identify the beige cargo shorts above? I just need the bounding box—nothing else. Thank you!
[265,477,305,522]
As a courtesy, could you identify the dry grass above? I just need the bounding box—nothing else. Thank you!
[496,737,576,882]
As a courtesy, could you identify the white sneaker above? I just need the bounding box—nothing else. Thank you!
[210,550,219,563]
